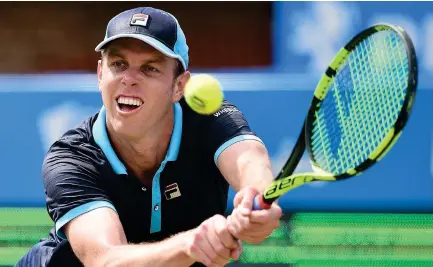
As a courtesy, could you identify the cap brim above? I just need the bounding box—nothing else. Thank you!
[95,34,186,70]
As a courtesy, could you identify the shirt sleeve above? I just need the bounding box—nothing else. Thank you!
[201,100,264,166]
[42,139,116,239]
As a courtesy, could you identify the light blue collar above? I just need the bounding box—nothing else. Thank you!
[92,103,183,175]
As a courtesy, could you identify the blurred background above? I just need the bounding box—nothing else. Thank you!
[0,1,432,266]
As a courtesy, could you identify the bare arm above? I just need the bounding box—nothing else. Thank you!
[64,207,195,267]
[217,139,283,244]
[217,139,274,192]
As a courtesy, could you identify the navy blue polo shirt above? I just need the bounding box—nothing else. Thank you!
[30,99,262,267]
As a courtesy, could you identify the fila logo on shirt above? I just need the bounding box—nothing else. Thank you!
[130,14,149,27]
[164,183,181,200]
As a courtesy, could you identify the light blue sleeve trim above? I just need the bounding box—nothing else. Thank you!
[55,200,117,239]
[214,135,264,166]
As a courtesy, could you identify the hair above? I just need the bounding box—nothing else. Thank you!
[174,60,185,78]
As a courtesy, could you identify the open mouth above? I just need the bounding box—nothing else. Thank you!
[117,96,143,112]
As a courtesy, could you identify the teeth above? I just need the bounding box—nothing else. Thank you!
[117,96,143,107]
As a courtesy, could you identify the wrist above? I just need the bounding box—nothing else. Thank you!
[168,231,195,265]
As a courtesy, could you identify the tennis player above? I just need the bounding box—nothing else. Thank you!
[16,6,282,267]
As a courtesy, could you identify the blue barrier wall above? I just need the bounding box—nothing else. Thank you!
[0,72,432,213]
[273,1,433,75]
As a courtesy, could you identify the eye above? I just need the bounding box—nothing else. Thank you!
[110,60,127,70]
[142,65,160,73]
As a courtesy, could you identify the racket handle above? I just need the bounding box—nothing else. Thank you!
[252,194,272,210]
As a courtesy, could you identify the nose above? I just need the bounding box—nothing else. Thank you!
[121,69,141,87]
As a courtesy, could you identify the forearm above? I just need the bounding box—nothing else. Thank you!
[237,144,274,192]
[238,158,273,192]
[218,140,274,192]
[97,232,194,267]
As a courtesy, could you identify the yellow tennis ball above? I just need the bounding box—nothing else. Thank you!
[184,74,224,115]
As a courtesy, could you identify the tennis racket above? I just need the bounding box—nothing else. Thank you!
[253,23,418,210]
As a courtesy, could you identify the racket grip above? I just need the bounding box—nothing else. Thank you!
[252,194,272,210]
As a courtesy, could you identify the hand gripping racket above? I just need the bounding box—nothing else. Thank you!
[253,23,418,210]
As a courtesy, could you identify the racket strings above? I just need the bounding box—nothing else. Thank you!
[311,30,409,175]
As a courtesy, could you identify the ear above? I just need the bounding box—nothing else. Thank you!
[172,71,191,103]
[97,60,103,92]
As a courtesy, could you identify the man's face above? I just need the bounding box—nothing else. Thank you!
[97,38,188,139]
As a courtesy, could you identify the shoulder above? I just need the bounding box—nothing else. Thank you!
[179,97,247,125]
[179,97,252,145]
[178,97,257,160]
[42,113,105,177]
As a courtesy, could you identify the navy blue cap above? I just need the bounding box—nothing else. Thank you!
[95,7,189,70]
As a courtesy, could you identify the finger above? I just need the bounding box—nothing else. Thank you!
[214,216,239,250]
[250,205,283,224]
[208,222,233,265]
[188,237,212,266]
[230,239,243,261]
[233,208,270,233]
[248,210,270,224]
[228,214,274,244]
[231,224,271,240]
[238,188,259,216]
[196,224,219,265]
[233,209,251,230]
[238,234,266,244]
[236,218,278,239]
[230,211,261,237]
[208,250,228,267]
[227,214,242,239]
[237,227,274,238]
[233,190,244,209]
[227,207,280,239]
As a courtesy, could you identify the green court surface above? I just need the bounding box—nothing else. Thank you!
[0,208,53,266]
[1,208,432,266]
[238,213,433,266]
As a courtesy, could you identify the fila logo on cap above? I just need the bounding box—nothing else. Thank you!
[130,13,149,27]
[164,183,181,200]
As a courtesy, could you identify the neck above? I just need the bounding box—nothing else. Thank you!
[107,107,174,184]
